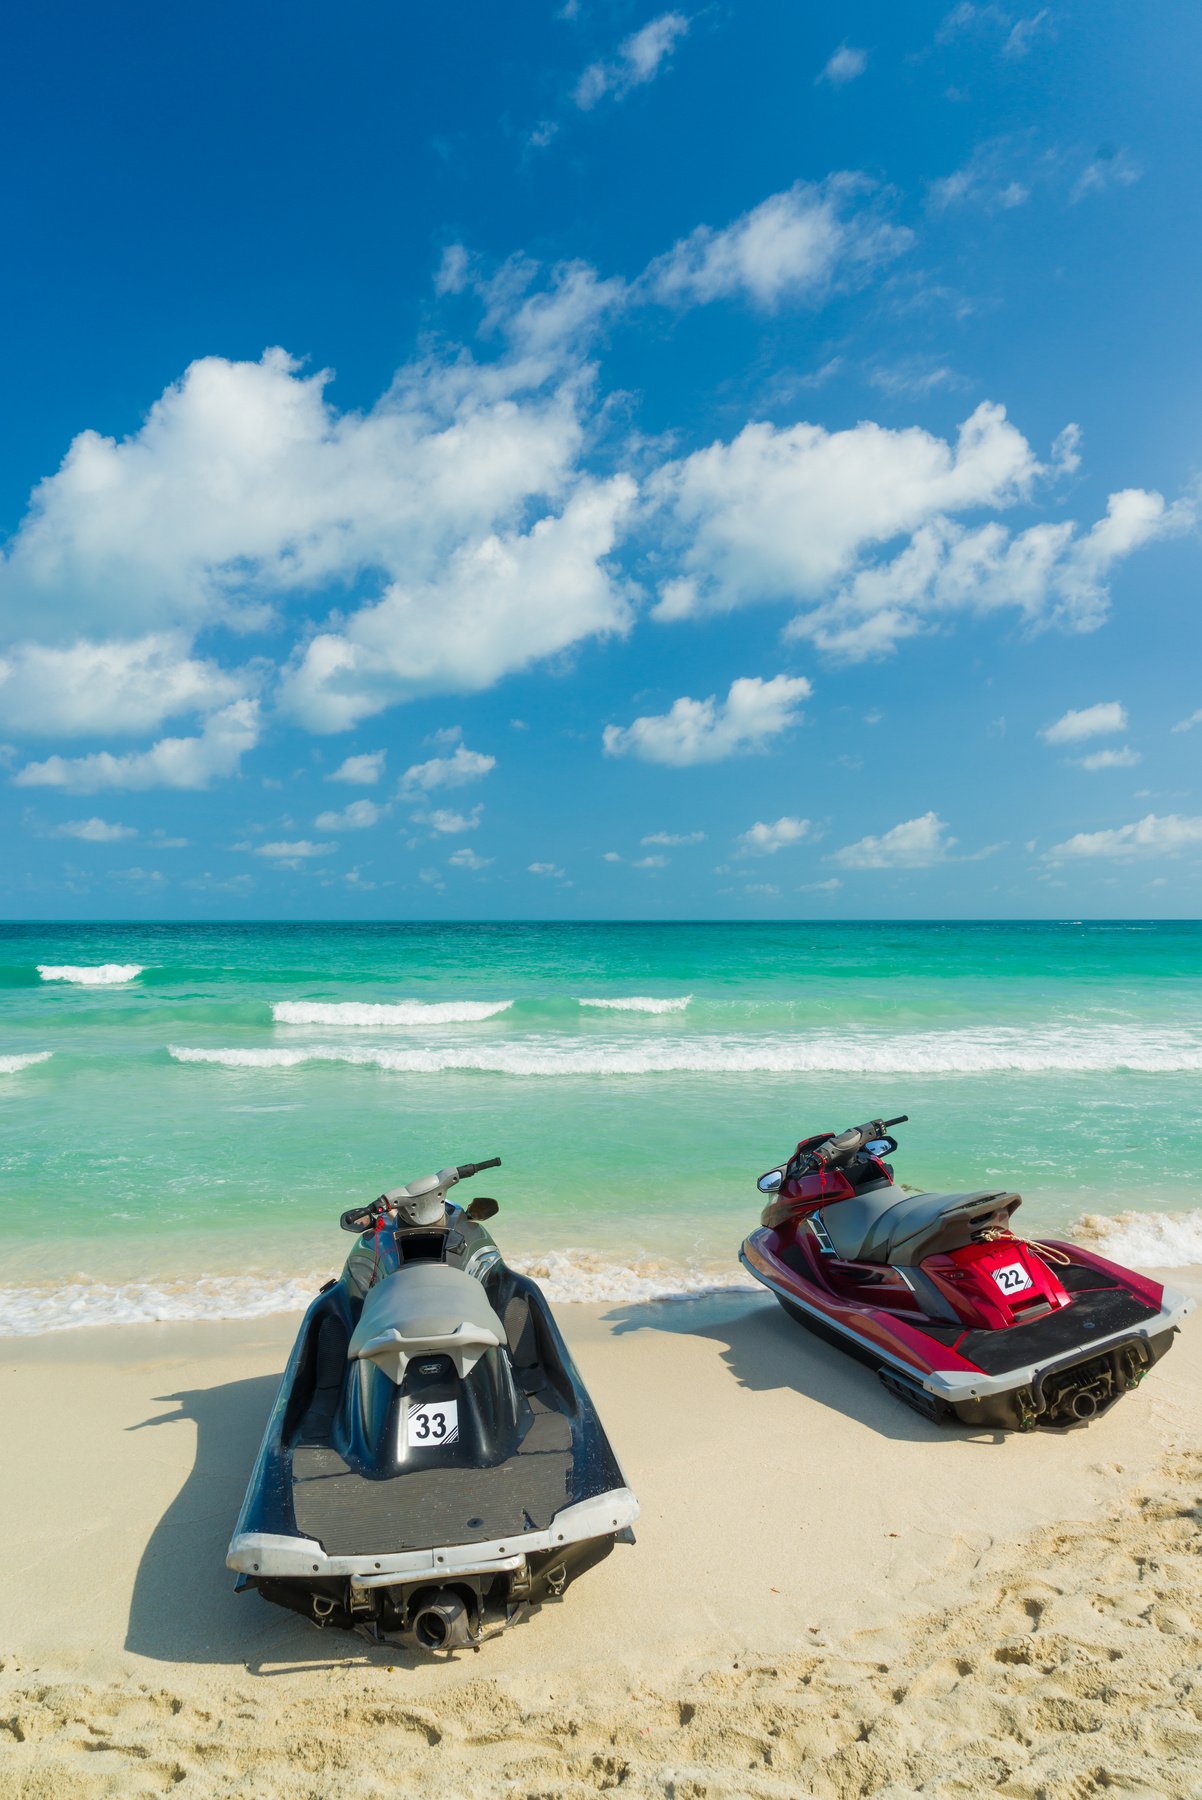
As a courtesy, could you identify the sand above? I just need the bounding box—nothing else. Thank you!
[1,1281,1199,1797]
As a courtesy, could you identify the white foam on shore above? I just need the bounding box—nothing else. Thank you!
[169,1025,1202,1076]
[1072,1208,1202,1268]
[37,963,144,985]
[0,1253,752,1336]
[578,995,693,1014]
[0,1052,52,1075]
[273,999,514,1026]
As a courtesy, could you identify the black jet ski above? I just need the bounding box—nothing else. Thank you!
[227,1157,637,1649]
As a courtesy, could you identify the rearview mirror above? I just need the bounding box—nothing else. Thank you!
[467,1196,499,1221]
[757,1169,784,1194]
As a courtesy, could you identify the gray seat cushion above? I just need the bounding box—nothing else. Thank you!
[821,1187,1020,1265]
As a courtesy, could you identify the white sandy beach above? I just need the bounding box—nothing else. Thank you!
[1,1281,1200,1797]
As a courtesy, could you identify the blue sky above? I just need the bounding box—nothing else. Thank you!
[2,0,1200,920]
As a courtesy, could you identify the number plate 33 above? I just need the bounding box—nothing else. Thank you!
[992,1261,1033,1296]
[406,1399,460,1447]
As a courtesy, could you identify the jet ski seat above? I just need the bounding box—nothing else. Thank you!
[820,1186,1021,1266]
[347,1264,506,1381]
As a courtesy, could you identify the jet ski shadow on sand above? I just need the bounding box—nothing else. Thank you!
[227,1157,637,1653]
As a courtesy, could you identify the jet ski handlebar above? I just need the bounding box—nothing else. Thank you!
[456,1157,501,1180]
[339,1157,503,1232]
[812,1115,908,1166]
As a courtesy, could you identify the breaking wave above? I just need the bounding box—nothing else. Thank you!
[37,963,144,985]
[578,995,693,1014]
[273,999,514,1027]
[1072,1208,1202,1269]
[0,1252,752,1335]
[0,1052,52,1074]
[169,1026,1202,1077]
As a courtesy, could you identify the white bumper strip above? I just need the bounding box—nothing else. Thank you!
[227,1485,639,1582]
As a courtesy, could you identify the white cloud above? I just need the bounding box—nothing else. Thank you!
[419,805,483,835]
[1075,746,1140,772]
[1003,10,1050,57]
[782,487,1192,661]
[574,12,689,110]
[1047,814,1202,860]
[632,853,668,868]
[833,812,955,869]
[641,830,705,846]
[1071,149,1141,204]
[13,700,260,793]
[800,877,842,892]
[646,177,910,311]
[54,817,137,842]
[650,403,1042,623]
[328,751,386,784]
[448,847,492,871]
[603,674,811,766]
[0,634,247,737]
[817,44,867,85]
[255,839,335,862]
[1172,708,1202,734]
[400,743,496,795]
[282,476,636,730]
[314,798,384,830]
[929,139,1032,213]
[1041,701,1127,744]
[737,817,810,856]
[602,851,622,862]
[529,860,567,878]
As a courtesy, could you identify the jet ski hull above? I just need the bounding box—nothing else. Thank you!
[229,1257,636,1645]
[741,1227,1191,1431]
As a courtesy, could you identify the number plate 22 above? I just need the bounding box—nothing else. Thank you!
[992,1261,1033,1296]
[406,1400,460,1447]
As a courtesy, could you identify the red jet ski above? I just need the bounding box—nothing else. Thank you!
[740,1115,1192,1430]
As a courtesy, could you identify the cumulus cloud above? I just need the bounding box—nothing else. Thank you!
[0,634,248,737]
[632,853,668,869]
[782,487,1192,662]
[737,817,811,856]
[650,403,1042,624]
[817,45,867,85]
[254,839,335,865]
[603,674,811,766]
[574,12,689,110]
[13,700,260,793]
[328,751,386,784]
[646,177,910,311]
[833,812,955,869]
[54,817,137,842]
[641,830,705,845]
[281,476,636,729]
[529,860,567,878]
[1041,701,1127,744]
[314,799,384,830]
[419,805,483,834]
[448,847,492,871]
[399,742,495,795]
[1047,814,1202,860]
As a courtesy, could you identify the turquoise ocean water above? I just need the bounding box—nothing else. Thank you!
[1,919,1200,1333]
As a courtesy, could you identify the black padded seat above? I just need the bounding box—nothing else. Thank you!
[820,1187,1020,1265]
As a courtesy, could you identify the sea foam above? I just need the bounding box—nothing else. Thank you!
[37,963,144,985]
[0,1252,752,1335]
[0,1052,52,1075]
[169,1025,1202,1077]
[578,995,693,1013]
[272,999,514,1026]
[1072,1208,1202,1269]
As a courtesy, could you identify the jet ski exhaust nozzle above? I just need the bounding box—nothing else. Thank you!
[412,1589,472,1650]
[1069,1387,1100,1420]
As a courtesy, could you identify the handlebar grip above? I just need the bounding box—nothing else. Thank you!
[456,1156,502,1179]
[882,1115,908,1129]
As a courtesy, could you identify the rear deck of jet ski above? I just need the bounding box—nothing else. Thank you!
[228,1259,636,1645]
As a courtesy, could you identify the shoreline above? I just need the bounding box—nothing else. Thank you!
[1,1282,1200,1794]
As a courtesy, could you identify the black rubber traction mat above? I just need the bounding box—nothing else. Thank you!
[956,1287,1160,1376]
[291,1406,574,1555]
